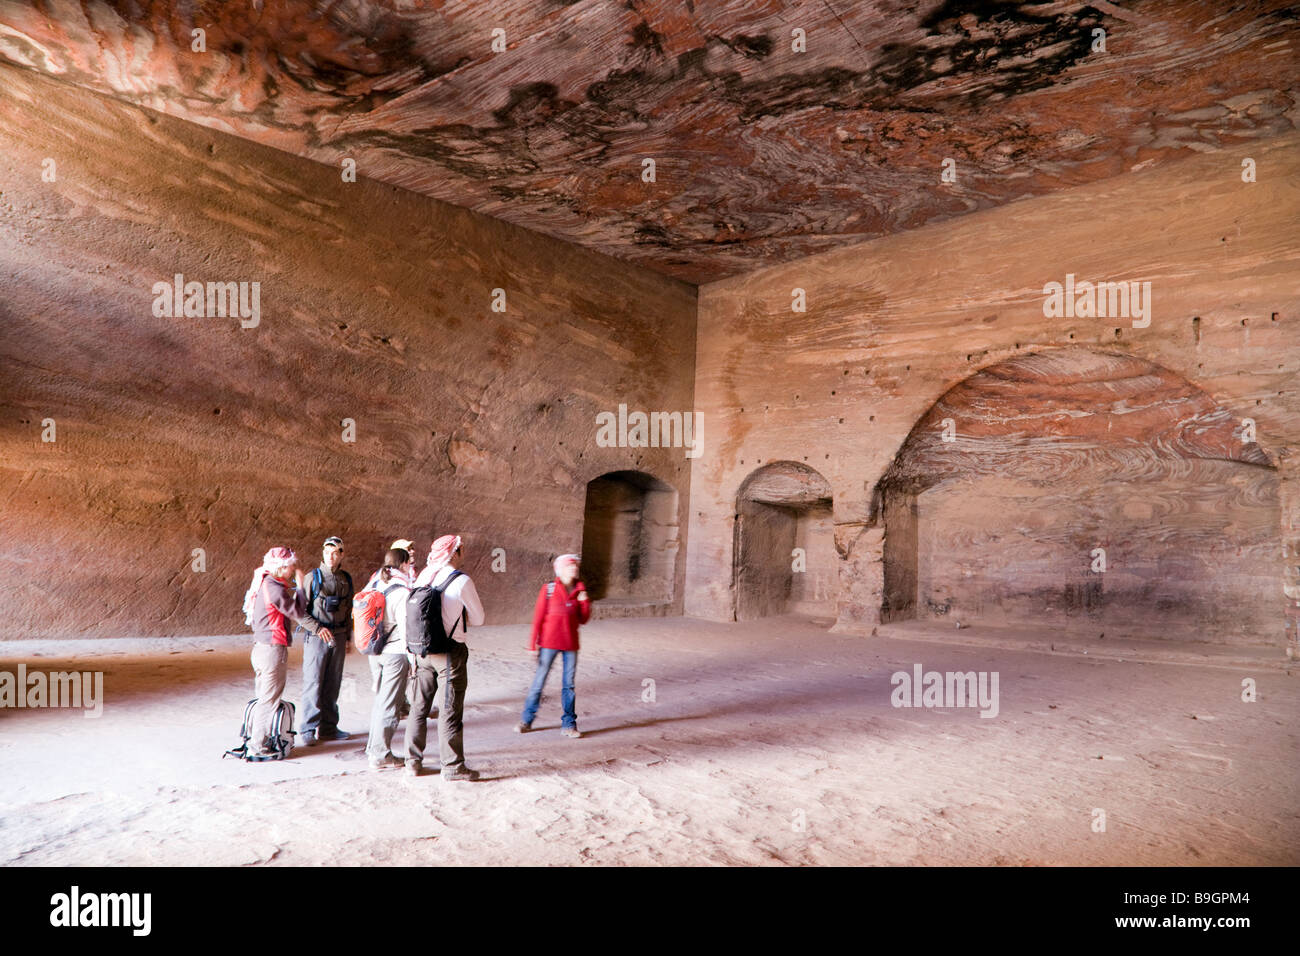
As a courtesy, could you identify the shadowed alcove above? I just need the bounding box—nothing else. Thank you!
[875,349,1281,643]
[580,471,679,610]
[734,461,835,623]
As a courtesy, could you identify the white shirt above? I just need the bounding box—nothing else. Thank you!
[373,568,412,656]
[414,563,485,644]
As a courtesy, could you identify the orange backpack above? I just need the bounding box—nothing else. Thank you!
[352,583,402,654]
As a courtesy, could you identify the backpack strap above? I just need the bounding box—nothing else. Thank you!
[433,569,464,594]
[380,582,404,638]
[540,581,557,627]
[435,570,467,639]
[297,567,326,636]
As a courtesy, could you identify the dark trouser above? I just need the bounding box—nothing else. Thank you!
[406,641,469,770]
[301,628,347,735]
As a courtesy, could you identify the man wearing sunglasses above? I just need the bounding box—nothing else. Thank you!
[296,535,355,746]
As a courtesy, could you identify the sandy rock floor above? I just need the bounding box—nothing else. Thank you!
[1,616,1296,866]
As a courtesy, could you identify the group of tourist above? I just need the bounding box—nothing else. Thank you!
[241,533,592,780]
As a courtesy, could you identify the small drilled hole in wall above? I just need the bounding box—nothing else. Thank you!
[1272,313,1279,322]
[831,390,836,396]
[1192,316,1201,344]
[869,415,875,422]
[1068,333,1075,340]
[1114,328,1121,338]
[213,408,221,415]
[1241,318,1248,326]
[838,418,844,424]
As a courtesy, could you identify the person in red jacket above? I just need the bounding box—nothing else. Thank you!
[516,553,591,738]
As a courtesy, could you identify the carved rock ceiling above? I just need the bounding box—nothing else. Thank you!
[0,1,1296,283]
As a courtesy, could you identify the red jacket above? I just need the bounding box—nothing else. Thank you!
[530,578,591,651]
[252,574,311,647]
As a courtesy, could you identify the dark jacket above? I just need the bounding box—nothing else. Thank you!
[296,565,355,638]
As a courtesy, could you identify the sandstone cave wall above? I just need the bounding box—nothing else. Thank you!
[688,132,1300,646]
[916,463,1280,641]
[0,65,696,639]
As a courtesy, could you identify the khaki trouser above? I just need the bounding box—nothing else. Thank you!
[370,655,414,718]
[366,655,408,759]
[405,641,468,770]
[249,643,288,754]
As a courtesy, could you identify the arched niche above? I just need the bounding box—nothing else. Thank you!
[580,470,678,607]
[734,461,835,623]
[874,348,1279,642]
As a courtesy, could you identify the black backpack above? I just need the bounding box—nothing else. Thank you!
[406,570,466,656]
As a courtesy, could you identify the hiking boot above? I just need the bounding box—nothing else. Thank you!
[319,728,352,741]
[560,727,583,739]
[368,753,402,770]
[514,722,531,733]
[300,732,319,747]
[404,760,422,777]
[441,766,480,782]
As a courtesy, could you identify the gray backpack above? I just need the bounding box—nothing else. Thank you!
[223,697,296,761]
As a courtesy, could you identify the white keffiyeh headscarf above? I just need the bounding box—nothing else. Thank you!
[242,547,296,625]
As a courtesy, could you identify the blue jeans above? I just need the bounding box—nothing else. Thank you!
[522,649,577,729]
